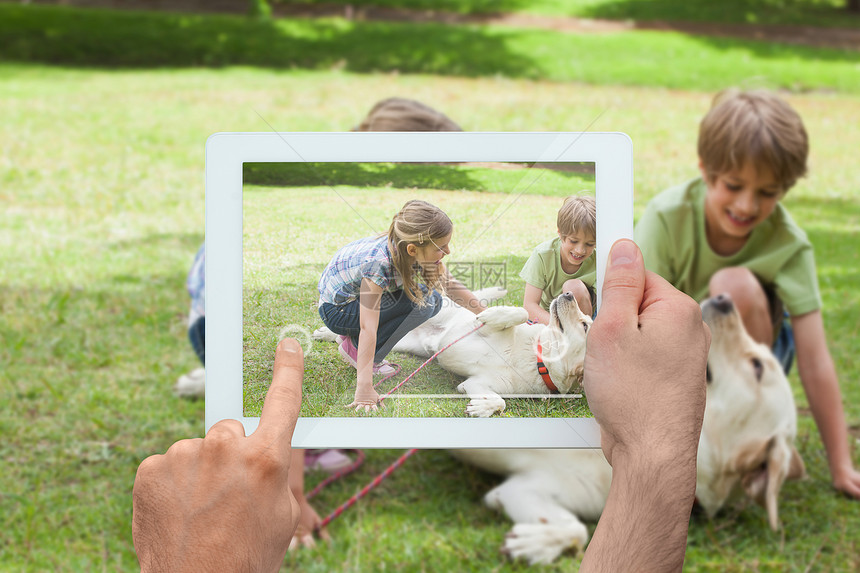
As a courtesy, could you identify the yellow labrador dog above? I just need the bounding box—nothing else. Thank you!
[451,293,805,564]
[313,288,591,417]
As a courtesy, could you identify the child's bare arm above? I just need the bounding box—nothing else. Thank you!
[523,283,550,325]
[443,269,486,314]
[792,310,860,499]
[351,278,382,412]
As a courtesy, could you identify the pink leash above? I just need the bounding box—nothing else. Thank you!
[312,448,418,532]
[306,449,367,501]
[378,322,485,402]
[311,322,485,532]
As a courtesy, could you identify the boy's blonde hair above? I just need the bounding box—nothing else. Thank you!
[698,89,808,191]
[557,195,596,239]
[387,200,452,305]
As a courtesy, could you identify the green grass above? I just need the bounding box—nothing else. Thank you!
[1,9,860,570]
[281,0,860,28]
[2,5,860,94]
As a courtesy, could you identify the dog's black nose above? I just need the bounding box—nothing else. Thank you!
[711,293,734,314]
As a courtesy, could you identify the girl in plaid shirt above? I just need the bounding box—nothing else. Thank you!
[318,200,486,412]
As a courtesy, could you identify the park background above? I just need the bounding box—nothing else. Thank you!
[1,0,859,570]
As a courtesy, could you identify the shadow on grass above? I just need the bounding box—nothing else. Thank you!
[580,0,860,27]
[245,162,489,191]
[243,162,594,192]
[2,3,858,82]
[274,0,535,16]
[0,4,536,74]
[274,0,860,27]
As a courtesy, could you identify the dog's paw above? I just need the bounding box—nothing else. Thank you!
[477,306,529,330]
[501,521,587,565]
[465,396,506,417]
[312,326,337,342]
[174,367,205,399]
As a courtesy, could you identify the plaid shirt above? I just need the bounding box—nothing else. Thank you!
[186,244,205,324]
[318,235,403,306]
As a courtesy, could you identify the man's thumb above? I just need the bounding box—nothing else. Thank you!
[598,239,645,327]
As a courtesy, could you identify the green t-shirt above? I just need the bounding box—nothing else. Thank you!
[634,178,821,316]
[519,237,596,311]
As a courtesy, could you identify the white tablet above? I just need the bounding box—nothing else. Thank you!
[205,132,632,448]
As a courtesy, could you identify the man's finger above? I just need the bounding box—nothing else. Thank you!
[256,338,304,449]
[596,239,646,331]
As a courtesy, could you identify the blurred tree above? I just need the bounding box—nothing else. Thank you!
[249,0,272,20]
[849,0,859,13]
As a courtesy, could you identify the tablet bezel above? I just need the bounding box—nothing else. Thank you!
[205,132,632,448]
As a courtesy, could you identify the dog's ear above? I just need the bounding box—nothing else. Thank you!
[763,436,798,531]
[736,436,797,531]
[787,446,806,481]
[568,363,584,393]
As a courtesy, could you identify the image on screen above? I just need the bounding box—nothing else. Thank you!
[242,160,596,418]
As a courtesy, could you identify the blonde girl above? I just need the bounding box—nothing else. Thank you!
[318,200,486,412]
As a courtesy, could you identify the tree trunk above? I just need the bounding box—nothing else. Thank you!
[849,0,860,14]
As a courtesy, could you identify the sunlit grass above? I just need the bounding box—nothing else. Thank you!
[1,63,858,570]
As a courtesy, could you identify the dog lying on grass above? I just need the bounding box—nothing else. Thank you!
[451,293,805,564]
[313,288,590,417]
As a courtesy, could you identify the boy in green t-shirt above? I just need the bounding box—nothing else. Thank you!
[635,88,860,499]
[520,195,596,324]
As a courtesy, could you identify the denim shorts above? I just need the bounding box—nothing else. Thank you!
[188,316,205,366]
[772,315,795,375]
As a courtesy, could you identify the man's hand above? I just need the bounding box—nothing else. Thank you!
[584,239,710,468]
[132,339,304,573]
[580,240,710,573]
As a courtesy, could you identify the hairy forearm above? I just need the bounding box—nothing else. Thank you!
[138,526,267,573]
[580,453,697,573]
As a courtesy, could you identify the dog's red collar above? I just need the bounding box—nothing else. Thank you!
[536,341,560,394]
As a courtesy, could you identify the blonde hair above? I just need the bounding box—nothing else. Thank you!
[387,200,453,305]
[698,89,808,191]
[557,195,596,239]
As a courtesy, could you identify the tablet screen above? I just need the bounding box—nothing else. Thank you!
[241,160,596,419]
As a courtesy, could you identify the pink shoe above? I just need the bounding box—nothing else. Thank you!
[337,335,359,366]
[304,449,353,474]
[337,335,396,376]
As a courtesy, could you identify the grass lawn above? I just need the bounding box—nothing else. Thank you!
[1,5,859,570]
